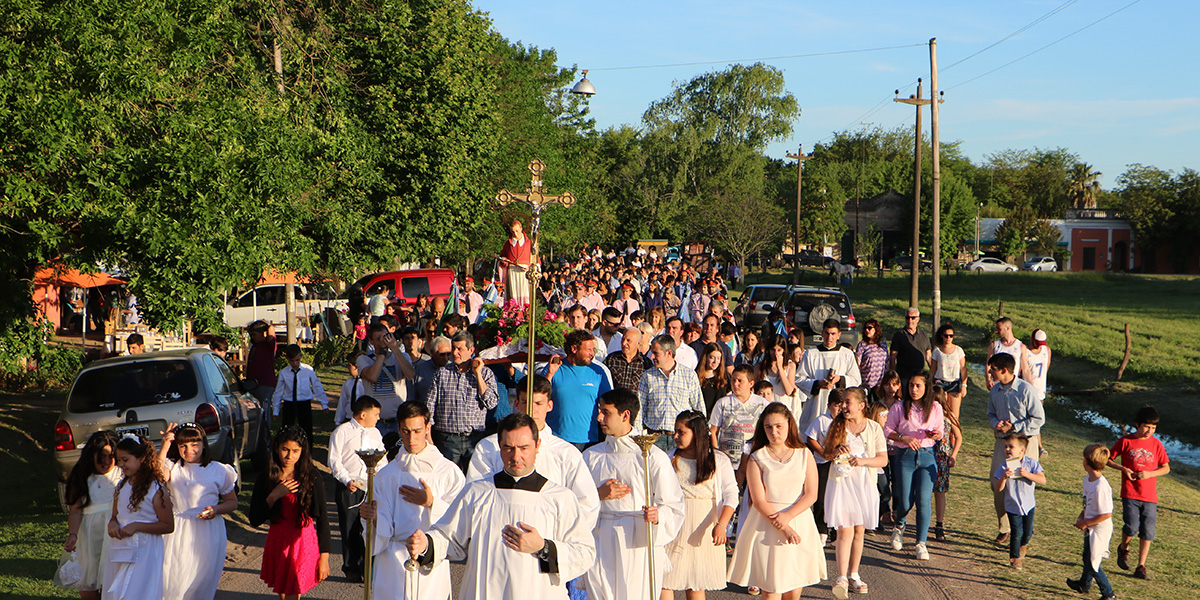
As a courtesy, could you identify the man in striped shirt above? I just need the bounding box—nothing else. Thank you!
[426,331,498,472]
[636,335,703,452]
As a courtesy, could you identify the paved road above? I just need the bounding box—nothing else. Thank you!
[217,487,963,600]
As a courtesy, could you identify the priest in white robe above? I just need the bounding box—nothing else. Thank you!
[796,317,863,431]
[582,388,685,600]
[467,374,600,523]
[407,413,596,600]
[360,400,465,600]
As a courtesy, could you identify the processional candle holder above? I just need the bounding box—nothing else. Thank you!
[355,448,388,600]
[630,433,661,600]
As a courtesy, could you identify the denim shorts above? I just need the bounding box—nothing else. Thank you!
[1122,498,1157,541]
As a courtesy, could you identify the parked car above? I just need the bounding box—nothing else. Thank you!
[892,254,933,272]
[967,257,1017,272]
[54,348,267,510]
[732,284,788,328]
[224,282,344,333]
[777,286,859,347]
[783,249,834,268]
[347,268,457,311]
[1022,256,1059,272]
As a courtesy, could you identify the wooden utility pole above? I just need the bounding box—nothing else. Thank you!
[786,146,814,285]
[929,38,944,328]
[894,81,931,309]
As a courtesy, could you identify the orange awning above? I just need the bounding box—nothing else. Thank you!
[35,267,127,289]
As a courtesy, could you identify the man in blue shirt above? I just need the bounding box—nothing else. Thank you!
[544,329,613,451]
[986,352,1045,546]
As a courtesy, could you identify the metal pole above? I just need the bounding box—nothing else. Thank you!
[894,82,929,309]
[929,38,943,328]
[355,449,387,600]
[630,433,661,600]
[526,211,541,414]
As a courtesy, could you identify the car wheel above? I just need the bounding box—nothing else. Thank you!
[976,267,984,273]
[220,432,244,487]
[1007,267,1016,272]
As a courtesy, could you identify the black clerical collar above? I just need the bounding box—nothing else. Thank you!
[494,470,548,492]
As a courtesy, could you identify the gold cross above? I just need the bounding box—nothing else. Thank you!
[494,159,577,213]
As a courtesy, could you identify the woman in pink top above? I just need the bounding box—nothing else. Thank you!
[883,372,944,560]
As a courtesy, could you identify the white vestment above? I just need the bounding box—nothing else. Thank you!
[368,444,465,600]
[582,435,686,600]
[795,345,862,431]
[466,425,601,528]
[424,473,596,599]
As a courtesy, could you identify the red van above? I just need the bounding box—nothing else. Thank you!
[348,269,457,308]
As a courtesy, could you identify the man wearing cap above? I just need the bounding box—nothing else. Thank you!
[581,280,605,314]
[889,306,932,382]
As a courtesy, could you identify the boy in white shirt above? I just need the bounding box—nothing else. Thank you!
[1067,444,1116,599]
[334,352,367,426]
[328,396,385,582]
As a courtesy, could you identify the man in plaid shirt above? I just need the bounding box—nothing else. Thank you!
[637,334,703,452]
[426,331,498,472]
[604,327,652,391]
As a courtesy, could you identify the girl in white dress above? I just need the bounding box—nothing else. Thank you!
[728,402,826,600]
[821,388,889,598]
[663,410,739,599]
[62,431,122,600]
[158,423,238,600]
[103,433,173,600]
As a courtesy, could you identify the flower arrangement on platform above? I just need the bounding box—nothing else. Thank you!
[478,299,570,351]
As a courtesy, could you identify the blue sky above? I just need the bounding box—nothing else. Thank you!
[475,0,1198,189]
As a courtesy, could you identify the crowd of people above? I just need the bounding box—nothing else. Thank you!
[58,244,1172,600]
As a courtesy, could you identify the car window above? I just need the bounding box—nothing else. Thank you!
[204,356,231,395]
[256,285,285,306]
[751,286,783,301]
[233,290,256,308]
[366,279,394,298]
[400,276,431,299]
[68,360,199,413]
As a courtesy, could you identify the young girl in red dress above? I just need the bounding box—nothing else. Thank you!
[249,427,331,599]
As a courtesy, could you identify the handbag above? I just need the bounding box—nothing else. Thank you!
[53,551,82,588]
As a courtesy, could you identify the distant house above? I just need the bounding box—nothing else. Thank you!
[977,210,1139,272]
[838,190,917,264]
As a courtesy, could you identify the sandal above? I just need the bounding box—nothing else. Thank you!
[832,577,849,599]
[935,522,946,541]
[849,577,869,594]
[748,586,761,596]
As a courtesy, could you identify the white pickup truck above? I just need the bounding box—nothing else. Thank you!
[223,283,346,334]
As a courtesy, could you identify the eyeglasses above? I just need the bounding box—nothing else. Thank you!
[906,316,919,320]
[605,320,621,326]
[945,333,955,338]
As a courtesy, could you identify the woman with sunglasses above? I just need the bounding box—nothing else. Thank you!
[855,319,889,390]
[929,324,966,419]
[158,423,238,599]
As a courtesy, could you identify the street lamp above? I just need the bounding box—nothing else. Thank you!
[570,70,596,95]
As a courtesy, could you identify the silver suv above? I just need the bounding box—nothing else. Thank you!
[53,348,267,507]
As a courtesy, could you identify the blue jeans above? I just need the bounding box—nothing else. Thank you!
[1080,534,1114,596]
[1007,509,1035,558]
[892,447,936,543]
[433,430,486,473]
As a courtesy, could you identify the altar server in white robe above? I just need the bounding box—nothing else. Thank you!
[582,388,686,600]
[407,413,597,600]
[360,400,465,600]
[467,374,600,523]
[796,318,863,432]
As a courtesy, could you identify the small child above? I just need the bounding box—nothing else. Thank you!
[60,430,121,598]
[104,433,174,599]
[864,401,892,526]
[327,396,386,583]
[271,344,329,444]
[990,434,1046,568]
[1108,405,1170,579]
[354,314,368,343]
[1067,444,1116,600]
[752,380,775,403]
[334,352,366,426]
[804,389,846,545]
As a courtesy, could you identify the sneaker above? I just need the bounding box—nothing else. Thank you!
[1099,594,1118,600]
[1065,578,1090,594]
[1134,565,1150,580]
[915,542,930,560]
[1117,543,1129,570]
[891,527,904,551]
[832,577,849,599]
[994,532,1010,546]
[1010,557,1023,570]
[1019,545,1027,559]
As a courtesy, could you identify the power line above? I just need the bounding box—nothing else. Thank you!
[946,0,1146,91]
[589,43,926,71]
[942,0,1079,73]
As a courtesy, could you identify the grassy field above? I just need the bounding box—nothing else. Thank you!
[6,272,1200,599]
[767,270,1200,600]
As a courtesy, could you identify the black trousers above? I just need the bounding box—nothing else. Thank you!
[814,461,832,535]
[280,399,314,445]
[335,481,367,574]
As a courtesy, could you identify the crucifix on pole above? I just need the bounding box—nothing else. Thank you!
[495,158,577,412]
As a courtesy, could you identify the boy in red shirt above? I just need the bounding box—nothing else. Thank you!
[1107,405,1171,579]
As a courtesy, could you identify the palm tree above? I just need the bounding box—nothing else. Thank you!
[1068,163,1102,209]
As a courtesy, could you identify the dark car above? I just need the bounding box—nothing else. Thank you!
[732,284,788,328]
[53,348,267,510]
[893,254,933,272]
[777,286,860,347]
[784,249,834,268]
